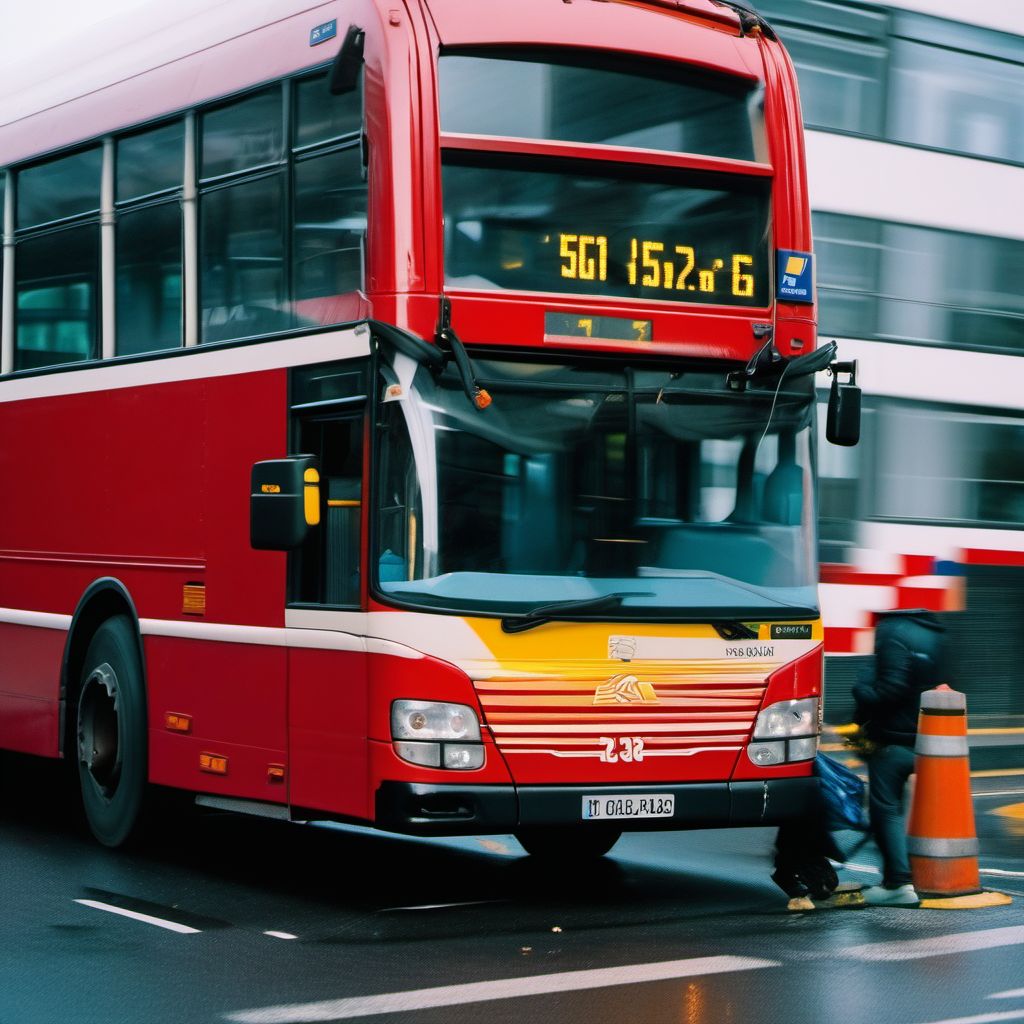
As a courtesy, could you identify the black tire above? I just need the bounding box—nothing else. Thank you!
[515,826,621,860]
[76,616,148,847]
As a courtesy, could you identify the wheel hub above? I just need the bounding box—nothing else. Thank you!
[78,664,122,797]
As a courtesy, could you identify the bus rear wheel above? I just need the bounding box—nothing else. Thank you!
[515,826,621,860]
[76,616,148,847]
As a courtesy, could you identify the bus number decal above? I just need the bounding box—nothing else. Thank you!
[600,736,645,763]
[725,645,775,659]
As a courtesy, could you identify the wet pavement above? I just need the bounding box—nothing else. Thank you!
[1,756,1022,1024]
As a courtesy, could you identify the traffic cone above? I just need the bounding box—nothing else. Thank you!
[906,685,1010,908]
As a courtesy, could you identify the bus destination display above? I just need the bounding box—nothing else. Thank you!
[443,158,771,308]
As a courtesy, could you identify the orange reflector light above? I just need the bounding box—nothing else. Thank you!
[474,388,492,410]
[199,752,228,775]
[165,713,192,733]
[386,384,403,399]
[183,583,206,616]
[267,764,286,783]
[261,483,281,493]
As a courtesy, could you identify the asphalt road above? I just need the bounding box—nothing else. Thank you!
[2,757,1022,1024]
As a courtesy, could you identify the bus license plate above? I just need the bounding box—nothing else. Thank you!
[581,794,675,820]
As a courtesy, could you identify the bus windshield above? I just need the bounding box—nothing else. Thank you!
[374,352,818,620]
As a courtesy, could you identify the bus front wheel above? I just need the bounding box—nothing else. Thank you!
[515,826,621,860]
[76,616,148,847]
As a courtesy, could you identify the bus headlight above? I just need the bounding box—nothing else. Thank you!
[747,741,786,766]
[443,744,485,770]
[391,700,482,741]
[746,697,819,765]
[391,700,485,771]
[753,698,818,739]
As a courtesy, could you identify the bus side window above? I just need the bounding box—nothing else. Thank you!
[14,149,102,370]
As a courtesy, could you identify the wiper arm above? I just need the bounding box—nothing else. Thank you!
[711,620,759,640]
[501,593,636,634]
[728,335,838,392]
[436,296,492,411]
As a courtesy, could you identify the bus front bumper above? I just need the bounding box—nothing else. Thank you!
[374,777,819,836]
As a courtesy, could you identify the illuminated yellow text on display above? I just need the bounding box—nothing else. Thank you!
[557,232,755,299]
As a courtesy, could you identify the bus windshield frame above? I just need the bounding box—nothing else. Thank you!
[372,350,819,622]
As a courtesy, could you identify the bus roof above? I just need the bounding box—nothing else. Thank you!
[0,0,767,167]
[0,0,326,159]
[423,0,761,79]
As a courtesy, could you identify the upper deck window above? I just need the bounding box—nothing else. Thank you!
[118,121,185,202]
[440,52,763,162]
[15,148,102,369]
[18,148,102,228]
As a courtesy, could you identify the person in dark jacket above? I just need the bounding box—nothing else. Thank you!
[852,608,947,906]
[771,799,841,904]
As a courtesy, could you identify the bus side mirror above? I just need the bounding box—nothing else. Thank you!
[329,25,364,95]
[250,456,321,550]
[826,361,861,447]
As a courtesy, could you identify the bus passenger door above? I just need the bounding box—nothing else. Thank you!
[286,362,370,820]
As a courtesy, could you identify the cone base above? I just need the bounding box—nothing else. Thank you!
[911,855,980,897]
[919,890,1014,910]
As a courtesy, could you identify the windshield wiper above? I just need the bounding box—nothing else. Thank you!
[501,593,639,634]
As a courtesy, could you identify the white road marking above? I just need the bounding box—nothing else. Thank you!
[224,955,781,1023]
[844,862,1024,881]
[990,990,1024,1000]
[75,899,200,934]
[264,932,299,940]
[843,862,882,875]
[844,926,1024,962]
[914,1012,1024,1024]
[978,790,1024,798]
[380,900,502,913]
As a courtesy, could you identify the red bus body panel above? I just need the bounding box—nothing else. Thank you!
[0,0,822,831]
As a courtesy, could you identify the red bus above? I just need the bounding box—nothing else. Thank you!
[0,0,857,856]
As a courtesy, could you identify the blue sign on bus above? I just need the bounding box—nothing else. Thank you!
[310,19,338,46]
[776,249,814,303]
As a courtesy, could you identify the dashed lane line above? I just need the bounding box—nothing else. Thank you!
[991,991,1024,1000]
[379,900,504,912]
[223,955,781,1024]
[843,926,1024,962]
[844,862,1024,880]
[915,1012,1024,1024]
[75,899,201,934]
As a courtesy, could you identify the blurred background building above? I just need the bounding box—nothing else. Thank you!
[758,0,1024,723]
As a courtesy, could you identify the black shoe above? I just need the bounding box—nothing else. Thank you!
[799,858,839,900]
[772,867,810,899]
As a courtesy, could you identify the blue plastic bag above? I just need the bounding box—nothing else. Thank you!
[815,753,869,832]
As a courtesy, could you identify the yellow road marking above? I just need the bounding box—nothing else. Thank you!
[991,802,1024,838]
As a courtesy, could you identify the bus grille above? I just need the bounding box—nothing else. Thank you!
[474,661,769,761]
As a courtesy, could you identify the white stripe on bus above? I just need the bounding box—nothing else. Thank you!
[0,607,421,659]
[0,607,73,630]
[0,326,370,404]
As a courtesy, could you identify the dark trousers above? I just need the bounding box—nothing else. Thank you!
[867,743,916,888]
